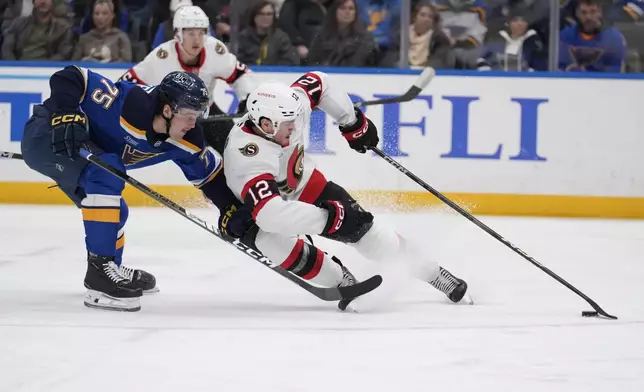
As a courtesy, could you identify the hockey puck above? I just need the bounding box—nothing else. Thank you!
[582,311,599,317]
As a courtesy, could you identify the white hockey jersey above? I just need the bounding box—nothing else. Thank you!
[119,37,256,106]
[224,71,358,237]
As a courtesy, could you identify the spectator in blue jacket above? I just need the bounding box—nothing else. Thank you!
[559,0,626,72]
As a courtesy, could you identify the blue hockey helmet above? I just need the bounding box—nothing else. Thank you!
[157,71,210,117]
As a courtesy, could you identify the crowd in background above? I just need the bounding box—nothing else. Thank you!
[0,0,642,72]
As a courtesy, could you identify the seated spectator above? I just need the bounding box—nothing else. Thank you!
[382,1,454,68]
[559,0,626,72]
[209,0,231,42]
[278,0,330,62]
[78,0,128,34]
[477,9,544,71]
[151,0,215,49]
[356,0,401,63]
[434,0,488,69]
[236,0,299,65]
[2,0,71,34]
[308,0,377,66]
[1,0,73,60]
[72,0,131,63]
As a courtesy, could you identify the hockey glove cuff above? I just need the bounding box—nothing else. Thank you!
[318,200,374,243]
[339,108,379,154]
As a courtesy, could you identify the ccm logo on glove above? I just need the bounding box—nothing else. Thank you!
[327,201,345,233]
[51,114,87,126]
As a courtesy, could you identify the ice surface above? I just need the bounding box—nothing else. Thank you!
[1,205,643,392]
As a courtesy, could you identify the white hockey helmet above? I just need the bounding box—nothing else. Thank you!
[247,81,303,138]
[173,6,209,43]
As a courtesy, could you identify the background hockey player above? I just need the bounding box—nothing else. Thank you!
[20,68,250,312]
[119,5,257,154]
[222,72,472,309]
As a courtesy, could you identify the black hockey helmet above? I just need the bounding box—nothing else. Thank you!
[157,71,209,116]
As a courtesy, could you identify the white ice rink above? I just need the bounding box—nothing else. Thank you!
[1,205,643,392]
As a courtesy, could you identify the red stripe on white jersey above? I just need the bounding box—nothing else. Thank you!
[298,169,327,204]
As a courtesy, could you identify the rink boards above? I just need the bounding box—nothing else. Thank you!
[0,62,642,218]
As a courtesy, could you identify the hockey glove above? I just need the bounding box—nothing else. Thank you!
[50,111,88,160]
[218,203,257,242]
[318,200,374,243]
[339,108,379,154]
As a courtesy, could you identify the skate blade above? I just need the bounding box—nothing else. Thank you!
[84,290,141,312]
[460,293,474,305]
[143,286,160,295]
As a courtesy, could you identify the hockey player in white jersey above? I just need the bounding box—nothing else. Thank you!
[222,72,472,309]
[119,6,256,152]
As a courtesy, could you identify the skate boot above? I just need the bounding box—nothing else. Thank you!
[84,252,142,311]
[336,258,359,311]
[429,267,473,304]
[118,264,159,294]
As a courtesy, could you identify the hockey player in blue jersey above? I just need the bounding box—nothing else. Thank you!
[559,0,627,72]
[20,67,250,312]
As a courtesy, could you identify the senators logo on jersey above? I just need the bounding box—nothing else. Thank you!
[239,143,259,157]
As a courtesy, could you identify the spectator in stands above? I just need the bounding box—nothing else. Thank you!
[434,0,487,69]
[477,8,544,71]
[278,0,330,62]
[1,0,73,60]
[381,1,454,68]
[559,0,626,72]
[355,0,400,64]
[308,0,377,66]
[78,0,128,35]
[151,0,215,49]
[2,0,70,34]
[210,0,231,42]
[72,0,131,63]
[236,0,299,65]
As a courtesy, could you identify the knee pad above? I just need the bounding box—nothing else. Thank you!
[81,153,125,196]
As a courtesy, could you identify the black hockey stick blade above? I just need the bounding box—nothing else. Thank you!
[69,148,382,303]
[0,151,22,159]
[200,67,436,123]
[370,146,618,320]
[355,67,435,107]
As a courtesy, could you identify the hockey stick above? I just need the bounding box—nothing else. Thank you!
[370,146,618,320]
[1,149,382,302]
[200,67,436,123]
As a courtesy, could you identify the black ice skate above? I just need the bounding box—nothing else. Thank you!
[84,253,142,311]
[118,264,159,294]
[429,267,473,305]
[336,258,359,311]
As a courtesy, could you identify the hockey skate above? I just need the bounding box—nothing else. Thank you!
[84,253,142,311]
[429,267,473,305]
[118,264,159,294]
[336,260,359,311]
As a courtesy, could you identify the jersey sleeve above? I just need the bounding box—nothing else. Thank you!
[223,127,327,236]
[210,38,256,99]
[45,65,88,112]
[172,125,238,210]
[291,71,357,127]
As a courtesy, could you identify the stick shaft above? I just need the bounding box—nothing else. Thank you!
[370,146,617,319]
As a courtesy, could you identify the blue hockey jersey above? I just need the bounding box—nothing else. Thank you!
[559,25,626,73]
[42,65,236,209]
